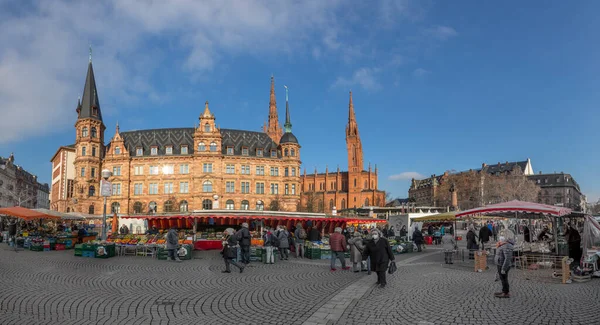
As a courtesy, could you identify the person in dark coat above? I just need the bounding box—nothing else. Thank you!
[466,225,478,259]
[166,227,181,262]
[412,227,424,252]
[308,226,321,242]
[479,224,491,249]
[399,225,408,240]
[222,228,244,273]
[236,223,252,264]
[362,229,395,288]
[564,223,582,268]
[523,225,531,243]
[427,225,434,236]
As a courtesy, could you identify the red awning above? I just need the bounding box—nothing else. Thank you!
[0,206,60,221]
[455,200,572,218]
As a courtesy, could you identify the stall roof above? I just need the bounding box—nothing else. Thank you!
[455,200,572,218]
[0,206,60,221]
[411,211,458,222]
[34,209,85,220]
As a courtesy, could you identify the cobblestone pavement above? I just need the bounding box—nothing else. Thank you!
[0,246,598,325]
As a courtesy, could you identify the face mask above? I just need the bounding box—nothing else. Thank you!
[372,234,379,240]
[499,236,506,242]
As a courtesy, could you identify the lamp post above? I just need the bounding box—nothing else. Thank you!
[100,169,113,241]
[213,194,219,209]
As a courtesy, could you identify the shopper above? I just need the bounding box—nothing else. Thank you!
[412,227,424,252]
[466,225,478,259]
[362,229,395,288]
[263,228,276,264]
[399,225,408,241]
[348,232,365,272]
[276,226,290,260]
[166,227,181,262]
[294,223,307,258]
[308,225,321,242]
[565,223,582,268]
[222,228,244,273]
[442,232,456,264]
[237,223,251,264]
[329,227,350,271]
[494,236,514,298]
[479,223,491,250]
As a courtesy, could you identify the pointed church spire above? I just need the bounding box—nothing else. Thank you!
[266,75,283,143]
[115,121,120,134]
[89,45,92,63]
[202,101,213,117]
[78,51,102,122]
[284,85,292,133]
[348,90,356,121]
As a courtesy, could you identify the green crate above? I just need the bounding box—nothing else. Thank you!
[305,248,321,259]
[74,244,83,250]
[74,249,83,256]
[30,245,43,252]
[82,243,95,251]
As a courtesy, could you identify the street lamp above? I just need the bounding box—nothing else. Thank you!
[213,194,219,209]
[100,169,113,241]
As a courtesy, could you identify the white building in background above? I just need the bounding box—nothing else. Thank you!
[0,153,49,209]
[0,155,17,208]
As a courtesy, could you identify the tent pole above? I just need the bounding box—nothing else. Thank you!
[554,216,559,255]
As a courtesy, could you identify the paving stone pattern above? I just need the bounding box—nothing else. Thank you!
[0,246,598,325]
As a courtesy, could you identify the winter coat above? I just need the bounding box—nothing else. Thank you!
[237,227,251,246]
[495,239,514,272]
[276,230,290,249]
[363,237,394,272]
[166,229,179,250]
[427,225,434,236]
[524,226,531,242]
[263,232,274,247]
[388,228,395,238]
[348,237,364,263]
[479,226,491,243]
[294,228,306,243]
[399,228,408,238]
[412,229,424,245]
[466,230,478,250]
[442,234,456,251]
[222,235,239,259]
[329,232,347,252]
[308,228,321,242]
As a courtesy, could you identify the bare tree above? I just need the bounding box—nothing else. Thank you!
[5,185,37,208]
[269,195,282,211]
[483,172,540,204]
[434,170,482,210]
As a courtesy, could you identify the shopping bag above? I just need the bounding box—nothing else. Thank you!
[388,261,397,274]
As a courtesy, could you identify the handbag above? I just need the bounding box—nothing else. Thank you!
[388,261,397,274]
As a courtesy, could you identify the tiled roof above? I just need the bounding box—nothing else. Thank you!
[118,127,281,158]
[528,173,581,192]
[480,161,528,175]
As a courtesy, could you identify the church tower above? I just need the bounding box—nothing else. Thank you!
[346,91,364,174]
[73,49,105,210]
[264,76,283,143]
[279,86,301,211]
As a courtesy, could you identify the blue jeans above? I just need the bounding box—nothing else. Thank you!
[330,251,346,269]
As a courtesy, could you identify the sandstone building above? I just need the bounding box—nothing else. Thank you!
[0,153,50,209]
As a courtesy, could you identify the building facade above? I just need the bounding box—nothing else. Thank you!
[51,58,302,214]
[528,172,584,211]
[299,92,385,213]
[0,153,50,209]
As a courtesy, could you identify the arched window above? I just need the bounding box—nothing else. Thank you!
[210,142,217,152]
[202,199,212,210]
[92,146,97,157]
[67,207,71,212]
[114,146,121,155]
[111,202,121,214]
[284,148,289,156]
[91,127,97,138]
[204,123,210,132]
[133,202,143,214]
[179,200,188,212]
[241,200,249,210]
[291,149,296,157]
[329,199,334,210]
[88,205,95,214]
[203,181,213,192]
[88,185,95,197]
[318,200,324,212]
[148,201,157,213]
[164,200,174,212]
[354,178,357,187]
[82,127,88,137]
[341,199,346,209]
[365,198,369,206]
[256,201,264,211]
[226,200,235,210]
[198,142,206,151]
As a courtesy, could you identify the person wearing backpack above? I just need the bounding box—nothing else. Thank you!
[276,225,290,260]
[236,223,252,265]
[263,228,276,264]
[294,223,307,258]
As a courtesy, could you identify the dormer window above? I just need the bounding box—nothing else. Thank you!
[181,145,188,154]
[242,147,248,156]
[227,147,234,155]
[257,148,263,157]
[566,177,570,182]
[271,150,277,158]
[210,142,217,152]
[136,147,143,156]
[114,146,121,155]
[204,123,210,132]
[92,107,98,117]
[544,179,548,183]
[82,127,88,137]
[150,146,158,156]
[198,142,206,151]
[536,179,540,184]
[556,178,560,182]
[91,127,97,138]
[166,146,173,155]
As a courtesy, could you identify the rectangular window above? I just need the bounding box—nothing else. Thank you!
[285,184,289,195]
[166,146,173,155]
[241,182,250,194]
[136,147,143,156]
[67,180,74,198]
[164,182,173,194]
[292,168,296,177]
[242,147,248,156]
[203,163,213,173]
[163,165,174,175]
[270,167,279,176]
[91,168,96,178]
[81,146,86,156]
[271,150,277,158]
[134,166,143,175]
[292,184,296,195]
[134,183,143,195]
[227,147,234,155]
[257,148,263,157]
[284,168,289,177]
[181,145,188,154]
[179,182,189,194]
[226,181,235,193]
[226,164,235,174]
[92,146,97,157]
[113,166,121,176]
[256,166,265,176]
[270,183,279,195]
[149,183,158,195]
[112,183,121,195]
[149,166,159,175]
[256,183,265,194]
[241,165,251,175]
[80,168,85,177]
[151,147,158,155]
[179,164,189,174]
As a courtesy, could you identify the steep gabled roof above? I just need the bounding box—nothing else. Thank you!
[78,62,102,121]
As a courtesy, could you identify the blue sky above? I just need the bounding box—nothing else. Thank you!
[1,1,599,202]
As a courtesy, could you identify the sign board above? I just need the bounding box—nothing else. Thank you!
[100,180,112,197]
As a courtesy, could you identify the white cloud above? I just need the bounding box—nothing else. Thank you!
[413,68,431,78]
[332,67,381,91]
[424,25,458,40]
[388,172,424,181]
